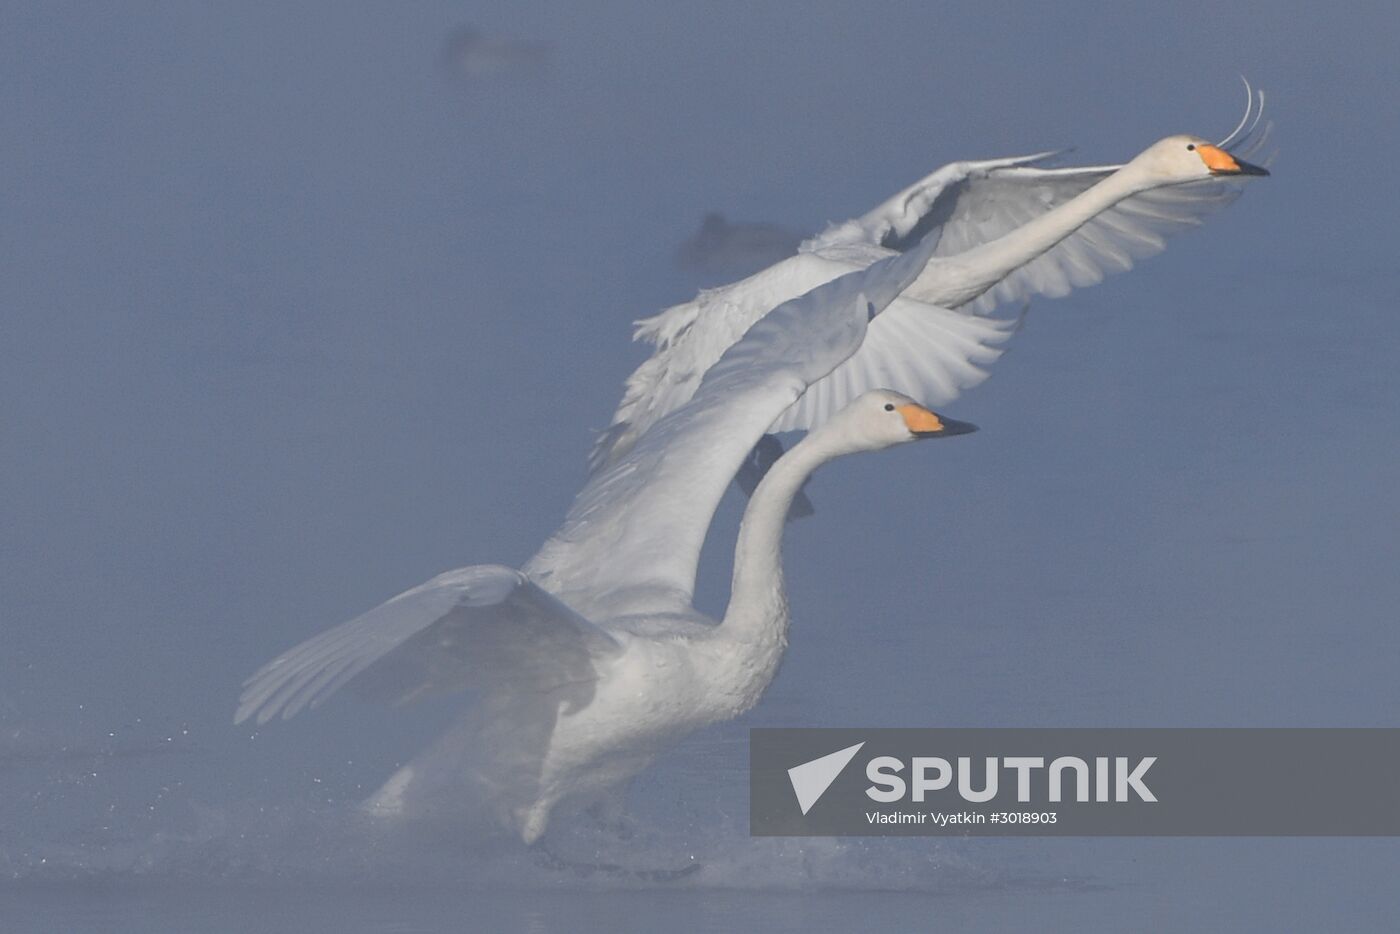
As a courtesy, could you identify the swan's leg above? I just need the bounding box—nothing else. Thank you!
[359,710,500,822]
[517,800,554,845]
[734,435,815,519]
[361,764,416,817]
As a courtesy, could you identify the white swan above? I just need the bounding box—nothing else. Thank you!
[592,95,1270,473]
[235,227,975,844]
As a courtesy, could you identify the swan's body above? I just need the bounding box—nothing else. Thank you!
[592,109,1270,473]
[236,227,973,843]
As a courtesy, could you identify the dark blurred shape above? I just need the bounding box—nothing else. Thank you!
[441,26,552,81]
[734,434,816,520]
[675,212,805,284]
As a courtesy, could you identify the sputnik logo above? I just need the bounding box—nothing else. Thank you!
[787,741,865,815]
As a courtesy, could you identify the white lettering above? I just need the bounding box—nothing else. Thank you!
[910,757,952,802]
[957,756,998,803]
[865,755,905,802]
[1049,756,1090,803]
[1116,756,1157,802]
[1003,757,1045,802]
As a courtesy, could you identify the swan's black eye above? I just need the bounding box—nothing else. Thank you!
[1186,143,1196,151]
[883,403,895,411]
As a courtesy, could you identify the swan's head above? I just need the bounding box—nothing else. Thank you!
[1133,135,1270,183]
[828,390,977,453]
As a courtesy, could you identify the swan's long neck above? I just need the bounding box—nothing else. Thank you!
[713,430,846,702]
[934,163,1153,307]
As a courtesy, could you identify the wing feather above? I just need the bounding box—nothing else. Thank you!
[530,232,947,613]
[235,565,620,724]
[926,170,1248,316]
[767,296,1016,434]
[592,130,1263,469]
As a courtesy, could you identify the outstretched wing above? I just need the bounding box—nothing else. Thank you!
[589,106,1268,474]
[767,294,1018,433]
[805,150,1069,253]
[898,111,1273,316]
[591,250,1016,475]
[583,154,1059,478]
[235,564,621,725]
[528,229,946,616]
[902,166,1248,316]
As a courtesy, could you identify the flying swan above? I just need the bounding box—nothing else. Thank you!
[236,226,974,844]
[592,90,1271,477]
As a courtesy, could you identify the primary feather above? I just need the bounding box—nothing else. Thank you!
[237,227,956,843]
[592,94,1271,473]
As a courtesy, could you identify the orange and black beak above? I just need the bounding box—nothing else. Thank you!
[897,404,978,439]
[1196,144,1270,177]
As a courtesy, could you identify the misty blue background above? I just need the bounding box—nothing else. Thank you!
[3,2,1398,931]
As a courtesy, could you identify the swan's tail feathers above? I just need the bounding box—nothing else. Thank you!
[734,434,816,521]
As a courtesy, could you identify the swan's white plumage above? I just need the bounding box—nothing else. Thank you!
[234,566,620,725]
[768,294,1017,433]
[525,233,946,615]
[600,251,1015,467]
[914,167,1245,315]
[591,95,1270,471]
[237,225,952,842]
